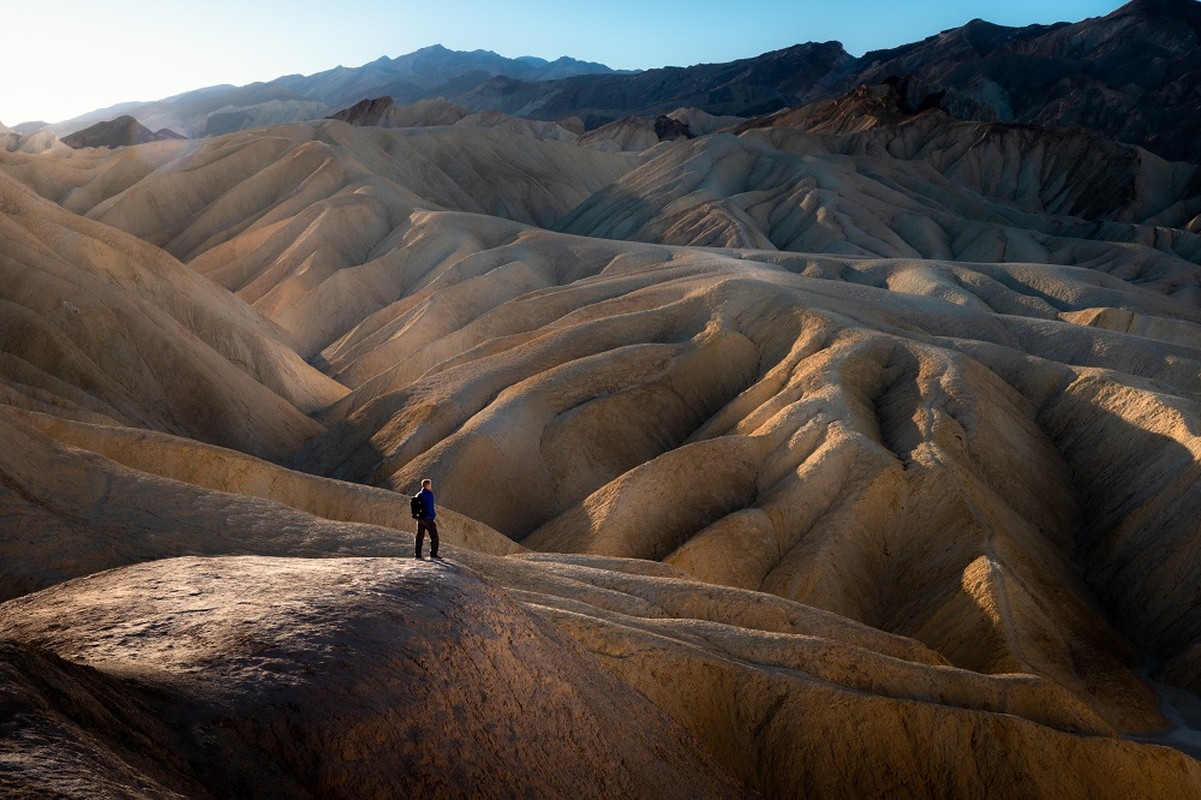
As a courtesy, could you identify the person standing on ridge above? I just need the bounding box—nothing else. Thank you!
[414,478,440,560]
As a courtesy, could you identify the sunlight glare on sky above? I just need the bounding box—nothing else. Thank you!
[3,0,1121,126]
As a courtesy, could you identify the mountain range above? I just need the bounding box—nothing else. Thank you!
[18,45,624,140]
[20,0,1201,165]
[2,1,1201,797]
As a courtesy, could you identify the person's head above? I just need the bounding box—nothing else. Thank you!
[421,478,432,489]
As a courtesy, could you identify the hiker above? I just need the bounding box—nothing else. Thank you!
[414,478,440,559]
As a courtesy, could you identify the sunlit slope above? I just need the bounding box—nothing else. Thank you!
[281,224,1201,723]
[8,118,1199,707]
[0,168,344,458]
[15,121,637,358]
[2,115,1200,796]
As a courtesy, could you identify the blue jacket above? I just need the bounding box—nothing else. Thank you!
[419,487,436,521]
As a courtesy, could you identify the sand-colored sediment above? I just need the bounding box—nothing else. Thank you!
[2,112,1200,796]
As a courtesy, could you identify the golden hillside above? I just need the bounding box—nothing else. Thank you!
[2,111,1200,798]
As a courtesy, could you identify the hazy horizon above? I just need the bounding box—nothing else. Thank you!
[6,0,1120,127]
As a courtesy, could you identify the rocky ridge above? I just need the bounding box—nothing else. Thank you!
[31,1,1201,164]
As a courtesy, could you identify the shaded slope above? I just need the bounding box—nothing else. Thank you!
[463,0,1201,163]
[0,641,205,799]
[62,115,184,150]
[742,81,1201,227]
[845,0,1201,163]
[455,41,853,126]
[556,126,1201,298]
[15,407,523,559]
[328,95,582,142]
[0,406,515,602]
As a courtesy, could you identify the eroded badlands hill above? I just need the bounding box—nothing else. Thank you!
[2,96,1201,797]
[0,555,745,799]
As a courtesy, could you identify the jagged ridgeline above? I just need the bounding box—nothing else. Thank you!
[21,0,1201,166]
[2,1,1201,798]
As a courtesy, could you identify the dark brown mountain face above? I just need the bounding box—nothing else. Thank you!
[830,0,1201,162]
[326,95,397,126]
[457,0,1201,163]
[487,0,1201,161]
[42,1,1201,164]
[61,115,184,149]
[455,41,855,126]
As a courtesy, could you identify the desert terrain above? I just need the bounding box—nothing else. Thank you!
[3,2,1201,797]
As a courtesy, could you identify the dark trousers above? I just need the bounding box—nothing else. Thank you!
[416,519,439,557]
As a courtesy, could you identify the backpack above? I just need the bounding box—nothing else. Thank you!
[410,493,425,520]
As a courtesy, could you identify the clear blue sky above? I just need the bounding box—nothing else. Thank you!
[4,0,1121,126]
